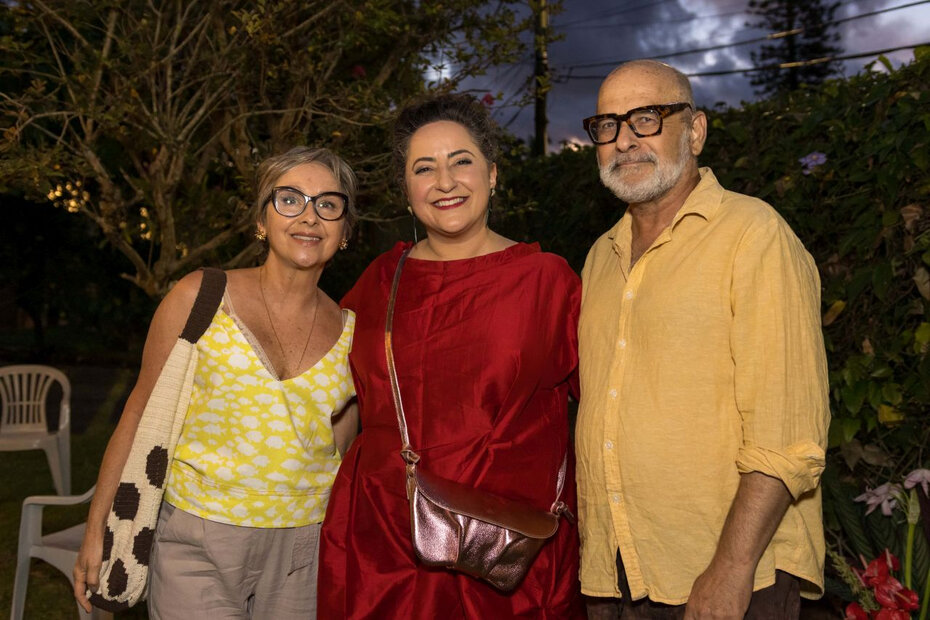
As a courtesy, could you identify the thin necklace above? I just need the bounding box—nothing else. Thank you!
[259,267,320,379]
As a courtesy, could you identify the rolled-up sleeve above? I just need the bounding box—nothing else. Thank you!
[730,214,830,500]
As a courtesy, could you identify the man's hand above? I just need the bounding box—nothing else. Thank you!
[683,472,793,619]
[683,559,754,619]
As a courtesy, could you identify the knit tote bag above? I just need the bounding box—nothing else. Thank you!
[89,268,225,611]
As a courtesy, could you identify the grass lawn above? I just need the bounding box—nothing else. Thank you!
[0,367,148,619]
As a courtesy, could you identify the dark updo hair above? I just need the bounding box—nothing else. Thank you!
[254,146,359,238]
[392,93,500,194]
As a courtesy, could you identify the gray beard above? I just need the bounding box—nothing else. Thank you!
[598,132,692,204]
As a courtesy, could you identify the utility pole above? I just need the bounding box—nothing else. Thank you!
[532,0,549,157]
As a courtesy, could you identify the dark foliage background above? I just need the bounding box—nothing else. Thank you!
[2,40,928,613]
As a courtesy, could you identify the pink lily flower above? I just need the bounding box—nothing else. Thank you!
[903,468,930,496]
[854,483,902,516]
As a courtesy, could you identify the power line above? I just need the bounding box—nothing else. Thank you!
[559,0,750,31]
[559,41,930,80]
[561,7,750,31]
[690,42,930,76]
[557,0,679,27]
[555,0,880,31]
[555,0,930,72]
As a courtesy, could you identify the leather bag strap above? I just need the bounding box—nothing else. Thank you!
[384,248,569,511]
[385,248,415,461]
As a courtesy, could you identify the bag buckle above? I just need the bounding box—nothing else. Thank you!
[550,501,576,524]
[400,448,420,465]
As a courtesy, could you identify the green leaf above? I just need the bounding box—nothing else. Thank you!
[914,144,930,171]
[915,323,930,346]
[865,509,902,560]
[912,520,930,588]
[826,477,875,559]
[841,416,862,442]
[868,382,885,411]
[881,383,904,406]
[872,261,894,301]
[842,382,867,414]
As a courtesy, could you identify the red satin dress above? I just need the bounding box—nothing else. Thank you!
[318,242,584,618]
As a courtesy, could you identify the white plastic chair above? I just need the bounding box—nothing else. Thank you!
[11,485,112,620]
[0,364,71,495]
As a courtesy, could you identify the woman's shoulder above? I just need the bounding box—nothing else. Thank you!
[144,269,220,347]
[355,242,410,276]
[160,270,207,316]
[340,243,409,309]
[516,245,580,283]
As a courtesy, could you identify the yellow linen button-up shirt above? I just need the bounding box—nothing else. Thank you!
[576,168,829,605]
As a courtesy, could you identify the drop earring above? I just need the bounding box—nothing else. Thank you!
[339,238,349,250]
[408,205,418,243]
[255,228,267,241]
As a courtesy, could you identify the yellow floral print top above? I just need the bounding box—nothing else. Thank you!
[165,298,355,527]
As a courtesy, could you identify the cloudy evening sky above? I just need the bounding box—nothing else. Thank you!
[466,0,930,148]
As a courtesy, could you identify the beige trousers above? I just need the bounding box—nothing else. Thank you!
[148,503,320,619]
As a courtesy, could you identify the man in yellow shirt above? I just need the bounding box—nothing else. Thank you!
[576,60,830,618]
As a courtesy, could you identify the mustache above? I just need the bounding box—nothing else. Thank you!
[603,153,657,173]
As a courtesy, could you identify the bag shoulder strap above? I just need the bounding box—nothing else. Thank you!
[384,250,572,516]
[180,267,227,343]
[385,249,415,461]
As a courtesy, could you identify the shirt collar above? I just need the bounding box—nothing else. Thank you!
[675,167,723,224]
[607,167,724,262]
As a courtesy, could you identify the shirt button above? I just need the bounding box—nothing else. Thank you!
[611,494,621,504]
[608,389,618,399]
[625,291,634,300]
[618,339,627,349]
[605,440,614,450]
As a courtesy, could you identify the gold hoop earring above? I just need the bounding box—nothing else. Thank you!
[255,228,267,241]
[339,238,349,250]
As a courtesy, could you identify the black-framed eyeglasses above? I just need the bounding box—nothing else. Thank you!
[582,102,692,144]
[266,186,348,220]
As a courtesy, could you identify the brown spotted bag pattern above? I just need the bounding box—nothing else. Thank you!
[89,268,225,611]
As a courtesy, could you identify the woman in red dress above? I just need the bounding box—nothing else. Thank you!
[318,94,583,618]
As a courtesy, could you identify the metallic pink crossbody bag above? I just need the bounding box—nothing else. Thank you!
[384,248,574,592]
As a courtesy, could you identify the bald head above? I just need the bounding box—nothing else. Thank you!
[601,60,694,109]
[592,59,707,207]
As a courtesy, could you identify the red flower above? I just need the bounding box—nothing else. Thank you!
[873,576,904,608]
[849,549,921,616]
[882,549,901,572]
[351,65,366,78]
[861,555,890,587]
[845,602,868,620]
[481,93,495,106]
[893,586,920,611]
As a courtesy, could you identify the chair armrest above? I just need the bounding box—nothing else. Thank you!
[23,486,95,508]
[20,486,96,550]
